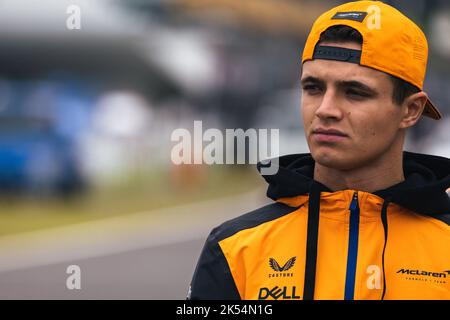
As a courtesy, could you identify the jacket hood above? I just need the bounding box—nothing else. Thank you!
[257,151,450,216]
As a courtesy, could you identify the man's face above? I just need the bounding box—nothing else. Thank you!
[301,42,405,170]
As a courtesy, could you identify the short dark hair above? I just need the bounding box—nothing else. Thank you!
[318,25,420,105]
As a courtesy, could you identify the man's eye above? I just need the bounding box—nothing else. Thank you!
[302,85,322,95]
[346,89,371,99]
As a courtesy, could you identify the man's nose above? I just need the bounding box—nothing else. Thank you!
[315,89,344,121]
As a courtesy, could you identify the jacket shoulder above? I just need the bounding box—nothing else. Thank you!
[188,202,301,300]
[432,213,450,226]
[211,201,302,242]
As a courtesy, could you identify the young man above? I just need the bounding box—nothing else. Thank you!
[188,1,450,300]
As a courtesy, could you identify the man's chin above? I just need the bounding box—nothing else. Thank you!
[311,150,355,171]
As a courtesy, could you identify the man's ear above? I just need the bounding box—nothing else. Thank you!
[399,91,428,129]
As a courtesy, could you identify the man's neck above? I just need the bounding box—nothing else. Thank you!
[313,152,405,193]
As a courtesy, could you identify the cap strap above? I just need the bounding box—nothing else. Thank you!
[313,45,361,64]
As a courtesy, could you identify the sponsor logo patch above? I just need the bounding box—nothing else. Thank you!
[332,11,368,22]
[268,257,296,278]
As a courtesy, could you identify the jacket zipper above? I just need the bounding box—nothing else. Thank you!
[344,191,360,300]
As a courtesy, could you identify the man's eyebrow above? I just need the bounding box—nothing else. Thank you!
[300,76,325,86]
[337,80,379,95]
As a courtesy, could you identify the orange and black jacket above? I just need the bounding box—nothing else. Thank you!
[189,152,450,300]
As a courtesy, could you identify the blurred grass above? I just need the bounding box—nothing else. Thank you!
[0,166,264,236]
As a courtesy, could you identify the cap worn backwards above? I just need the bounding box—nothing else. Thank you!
[302,0,442,120]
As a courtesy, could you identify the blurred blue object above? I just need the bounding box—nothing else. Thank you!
[0,78,91,196]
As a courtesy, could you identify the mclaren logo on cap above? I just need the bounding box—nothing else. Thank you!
[332,11,368,22]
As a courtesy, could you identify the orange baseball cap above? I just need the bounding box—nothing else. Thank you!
[302,0,442,120]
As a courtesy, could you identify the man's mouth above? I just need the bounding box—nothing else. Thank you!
[311,128,348,143]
